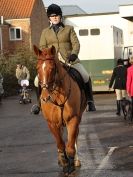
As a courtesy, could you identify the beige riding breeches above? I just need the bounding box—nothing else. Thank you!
[58,53,89,83]
[71,63,89,83]
[115,89,127,100]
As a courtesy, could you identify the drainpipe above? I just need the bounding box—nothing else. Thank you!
[0,16,3,53]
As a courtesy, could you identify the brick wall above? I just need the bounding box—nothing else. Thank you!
[0,25,9,52]
[0,0,49,53]
[30,0,49,49]
[6,19,31,52]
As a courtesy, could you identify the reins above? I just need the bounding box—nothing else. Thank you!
[40,59,72,127]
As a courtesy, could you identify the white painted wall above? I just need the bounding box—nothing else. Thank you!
[74,25,120,60]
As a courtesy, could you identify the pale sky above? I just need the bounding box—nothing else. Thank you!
[43,0,133,13]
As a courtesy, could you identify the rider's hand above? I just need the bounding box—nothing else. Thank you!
[68,54,77,62]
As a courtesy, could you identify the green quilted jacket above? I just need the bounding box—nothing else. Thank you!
[39,25,80,63]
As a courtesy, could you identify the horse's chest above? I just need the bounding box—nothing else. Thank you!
[41,103,72,125]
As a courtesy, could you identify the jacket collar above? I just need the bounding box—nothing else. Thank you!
[49,22,65,29]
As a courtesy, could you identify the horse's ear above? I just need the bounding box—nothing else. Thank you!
[51,45,56,55]
[33,45,42,56]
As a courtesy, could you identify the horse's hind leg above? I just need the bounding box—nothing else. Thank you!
[47,123,68,167]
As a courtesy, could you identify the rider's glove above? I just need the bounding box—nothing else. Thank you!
[68,54,77,62]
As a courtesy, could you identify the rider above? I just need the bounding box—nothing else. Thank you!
[31,4,96,114]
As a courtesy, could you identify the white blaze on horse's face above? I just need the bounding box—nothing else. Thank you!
[41,62,47,85]
[40,60,55,89]
[36,46,57,89]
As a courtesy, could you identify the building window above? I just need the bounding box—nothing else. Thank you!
[90,28,100,35]
[79,29,88,36]
[9,27,22,40]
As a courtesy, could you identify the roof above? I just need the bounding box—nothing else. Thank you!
[60,5,87,16]
[0,0,35,19]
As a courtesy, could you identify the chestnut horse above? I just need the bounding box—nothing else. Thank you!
[34,45,87,175]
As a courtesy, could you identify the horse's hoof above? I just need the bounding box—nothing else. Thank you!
[58,161,68,167]
[63,168,76,177]
[74,159,81,167]
[68,171,76,177]
[58,151,68,167]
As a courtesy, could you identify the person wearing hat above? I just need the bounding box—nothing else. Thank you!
[31,4,96,114]
[109,59,127,115]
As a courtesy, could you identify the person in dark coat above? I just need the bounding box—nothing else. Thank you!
[109,59,127,115]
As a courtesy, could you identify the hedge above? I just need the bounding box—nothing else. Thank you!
[0,48,37,96]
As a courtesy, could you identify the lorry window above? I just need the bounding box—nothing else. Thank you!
[79,29,88,36]
[90,28,100,35]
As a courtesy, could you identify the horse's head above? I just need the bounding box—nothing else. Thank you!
[33,45,57,90]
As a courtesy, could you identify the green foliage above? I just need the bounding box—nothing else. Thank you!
[0,49,37,96]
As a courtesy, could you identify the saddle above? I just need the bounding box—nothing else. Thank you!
[63,64,87,97]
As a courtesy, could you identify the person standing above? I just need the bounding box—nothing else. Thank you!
[16,64,30,85]
[109,59,127,115]
[31,3,96,114]
[126,57,133,119]
[16,64,30,103]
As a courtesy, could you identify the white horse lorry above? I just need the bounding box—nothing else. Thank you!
[70,25,123,91]
[63,4,133,91]
[75,25,124,91]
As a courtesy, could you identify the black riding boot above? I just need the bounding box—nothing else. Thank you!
[31,85,41,114]
[85,77,96,111]
[116,100,121,116]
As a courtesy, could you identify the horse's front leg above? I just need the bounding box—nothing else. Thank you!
[64,116,79,175]
[74,139,81,167]
[47,122,68,167]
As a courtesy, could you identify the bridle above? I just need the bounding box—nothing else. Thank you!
[38,57,71,108]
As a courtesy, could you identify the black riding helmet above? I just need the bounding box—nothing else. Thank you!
[47,4,62,17]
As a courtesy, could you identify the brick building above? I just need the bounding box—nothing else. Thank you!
[0,0,49,53]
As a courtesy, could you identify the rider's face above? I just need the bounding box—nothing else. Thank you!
[49,15,61,25]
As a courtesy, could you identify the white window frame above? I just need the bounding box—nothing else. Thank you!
[9,27,22,41]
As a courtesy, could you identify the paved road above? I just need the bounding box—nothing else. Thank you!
[0,92,133,177]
